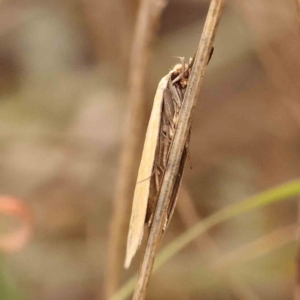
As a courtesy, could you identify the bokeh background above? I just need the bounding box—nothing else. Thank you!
[0,0,300,299]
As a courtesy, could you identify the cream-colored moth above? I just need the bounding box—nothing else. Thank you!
[124,58,194,268]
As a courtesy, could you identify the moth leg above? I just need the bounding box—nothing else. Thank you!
[162,98,176,140]
[163,217,168,231]
[170,84,182,108]
[160,124,170,169]
[154,167,160,192]
[162,140,170,168]
[168,119,177,140]
[170,112,178,137]
[207,47,214,64]
[175,86,183,104]
[168,83,183,136]
[162,124,174,148]
[161,118,173,169]
[157,165,164,178]
[147,213,153,227]
[161,125,168,137]
[163,89,175,125]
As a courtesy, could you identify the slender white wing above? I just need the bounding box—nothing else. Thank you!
[124,74,170,268]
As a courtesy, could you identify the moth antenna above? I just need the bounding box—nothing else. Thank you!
[181,57,185,74]
[136,170,154,184]
[171,55,184,60]
[207,46,214,64]
[136,160,162,184]
[171,56,185,67]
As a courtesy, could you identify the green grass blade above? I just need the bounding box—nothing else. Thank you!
[110,179,300,300]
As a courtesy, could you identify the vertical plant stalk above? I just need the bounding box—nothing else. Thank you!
[132,1,225,299]
[105,0,167,298]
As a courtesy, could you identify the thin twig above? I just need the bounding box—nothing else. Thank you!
[105,0,167,298]
[132,1,225,299]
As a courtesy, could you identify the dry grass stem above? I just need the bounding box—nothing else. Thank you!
[105,0,167,298]
[132,1,225,299]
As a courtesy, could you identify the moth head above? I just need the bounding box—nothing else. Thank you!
[172,63,183,75]
[171,63,190,88]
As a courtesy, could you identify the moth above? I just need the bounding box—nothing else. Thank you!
[124,57,194,269]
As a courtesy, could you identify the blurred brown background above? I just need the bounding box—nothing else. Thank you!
[0,0,300,299]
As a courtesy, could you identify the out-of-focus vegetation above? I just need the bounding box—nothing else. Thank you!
[0,1,300,300]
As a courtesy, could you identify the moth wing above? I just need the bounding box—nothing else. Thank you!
[124,74,170,268]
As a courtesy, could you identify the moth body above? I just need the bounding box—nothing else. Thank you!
[125,59,193,268]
